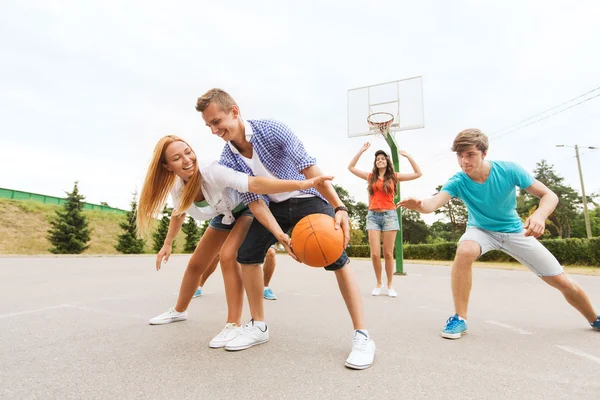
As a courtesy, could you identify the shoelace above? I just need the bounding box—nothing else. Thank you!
[217,325,236,338]
[445,316,462,330]
[352,335,370,351]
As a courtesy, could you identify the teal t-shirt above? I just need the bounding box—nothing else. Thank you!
[441,161,535,233]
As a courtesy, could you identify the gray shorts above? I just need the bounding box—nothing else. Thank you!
[459,227,564,277]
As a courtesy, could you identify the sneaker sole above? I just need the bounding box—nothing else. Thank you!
[224,338,269,351]
[441,330,467,339]
[264,297,277,300]
[148,317,187,325]
[209,341,229,349]
[344,360,374,370]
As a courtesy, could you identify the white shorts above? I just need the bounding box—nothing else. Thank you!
[459,227,564,277]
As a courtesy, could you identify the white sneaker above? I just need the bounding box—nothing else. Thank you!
[371,287,382,296]
[224,320,269,351]
[209,323,242,348]
[345,330,376,370]
[388,288,397,298]
[149,307,187,325]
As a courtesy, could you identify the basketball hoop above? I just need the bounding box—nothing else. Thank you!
[367,112,394,138]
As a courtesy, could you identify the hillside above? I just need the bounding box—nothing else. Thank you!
[0,199,188,255]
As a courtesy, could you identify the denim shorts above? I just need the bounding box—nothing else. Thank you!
[236,197,349,271]
[209,207,253,231]
[459,227,564,277]
[366,210,399,231]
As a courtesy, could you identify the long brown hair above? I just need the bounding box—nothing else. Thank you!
[136,135,202,237]
[368,151,398,196]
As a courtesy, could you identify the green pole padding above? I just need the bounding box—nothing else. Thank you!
[383,133,405,275]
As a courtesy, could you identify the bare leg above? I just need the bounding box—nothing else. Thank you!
[218,216,253,326]
[334,265,365,330]
[451,241,480,320]
[542,273,598,322]
[199,254,220,288]
[174,227,228,312]
[382,231,397,289]
[263,248,276,287]
[367,230,382,288]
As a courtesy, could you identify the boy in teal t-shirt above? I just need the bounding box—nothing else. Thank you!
[399,129,600,339]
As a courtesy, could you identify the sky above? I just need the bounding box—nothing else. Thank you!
[1,0,599,225]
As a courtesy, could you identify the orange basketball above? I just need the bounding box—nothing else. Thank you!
[291,213,344,268]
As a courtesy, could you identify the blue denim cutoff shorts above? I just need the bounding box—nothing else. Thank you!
[209,207,253,231]
[366,210,399,231]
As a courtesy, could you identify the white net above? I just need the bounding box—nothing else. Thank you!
[367,112,394,136]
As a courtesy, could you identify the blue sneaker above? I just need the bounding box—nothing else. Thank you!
[591,316,600,331]
[263,288,277,300]
[192,287,202,298]
[441,314,468,339]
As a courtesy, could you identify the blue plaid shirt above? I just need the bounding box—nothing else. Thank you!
[218,119,325,205]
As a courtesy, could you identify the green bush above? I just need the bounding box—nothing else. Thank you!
[346,238,600,267]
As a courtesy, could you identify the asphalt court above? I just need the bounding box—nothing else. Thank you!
[1,255,599,399]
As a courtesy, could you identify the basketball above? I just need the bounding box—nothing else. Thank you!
[291,213,344,268]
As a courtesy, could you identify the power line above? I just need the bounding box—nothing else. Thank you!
[424,85,600,164]
[489,86,600,138]
[490,91,600,141]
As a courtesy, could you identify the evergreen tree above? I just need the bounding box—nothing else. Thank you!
[115,192,146,254]
[153,206,174,252]
[47,181,91,254]
[198,220,209,237]
[182,216,201,253]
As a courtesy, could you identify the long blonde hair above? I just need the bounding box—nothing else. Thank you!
[136,135,202,237]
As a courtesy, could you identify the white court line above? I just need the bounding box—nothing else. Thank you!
[0,304,70,319]
[0,292,143,320]
[484,320,533,335]
[555,345,600,365]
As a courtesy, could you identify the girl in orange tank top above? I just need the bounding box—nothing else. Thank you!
[348,143,423,297]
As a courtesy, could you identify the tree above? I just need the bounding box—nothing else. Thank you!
[114,192,146,254]
[47,181,91,254]
[401,209,429,244]
[427,221,454,243]
[333,184,369,245]
[433,185,468,241]
[333,184,358,219]
[354,202,368,234]
[517,160,586,238]
[571,206,600,238]
[152,206,174,252]
[182,216,201,253]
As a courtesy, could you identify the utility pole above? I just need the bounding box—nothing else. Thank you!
[556,144,598,239]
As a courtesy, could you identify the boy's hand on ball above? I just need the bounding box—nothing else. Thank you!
[277,233,299,261]
[335,210,351,248]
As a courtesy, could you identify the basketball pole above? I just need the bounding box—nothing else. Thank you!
[383,130,406,275]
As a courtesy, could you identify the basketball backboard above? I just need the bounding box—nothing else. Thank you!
[347,76,425,138]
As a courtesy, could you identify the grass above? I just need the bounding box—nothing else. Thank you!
[0,199,187,255]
